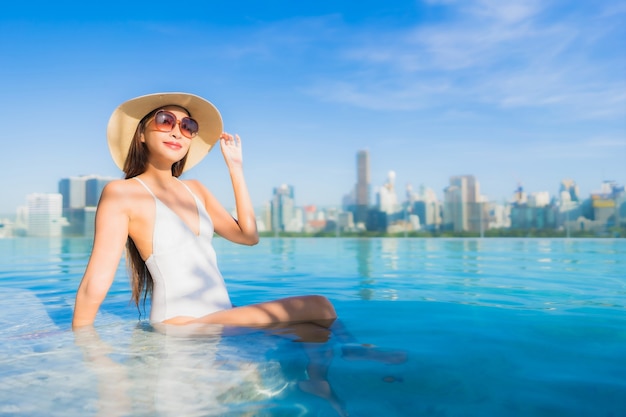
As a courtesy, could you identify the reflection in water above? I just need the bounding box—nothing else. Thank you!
[270,238,296,272]
[354,239,375,300]
[74,321,407,417]
[75,324,296,416]
[442,239,484,275]
[381,239,399,271]
[536,239,555,269]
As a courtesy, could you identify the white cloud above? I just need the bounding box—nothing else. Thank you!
[465,0,543,23]
[297,1,625,120]
[585,137,626,148]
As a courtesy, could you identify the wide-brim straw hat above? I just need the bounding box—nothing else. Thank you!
[106,92,223,172]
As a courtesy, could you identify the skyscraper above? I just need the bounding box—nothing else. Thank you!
[377,171,399,214]
[560,179,580,202]
[355,150,370,224]
[59,175,115,236]
[443,175,483,232]
[26,193,63,237]
[271,184,296,232]
[86,177,116,207]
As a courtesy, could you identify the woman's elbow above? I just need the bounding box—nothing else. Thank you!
[244,233,259,246]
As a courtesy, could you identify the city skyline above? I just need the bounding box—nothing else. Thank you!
[1,1,625,215]
[2,168,620,219]
[6,168,622,238]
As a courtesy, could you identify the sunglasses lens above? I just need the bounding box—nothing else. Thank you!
[154,111,176,131]
[180,117,199,138]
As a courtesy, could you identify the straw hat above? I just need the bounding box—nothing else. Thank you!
[106,92,223,172]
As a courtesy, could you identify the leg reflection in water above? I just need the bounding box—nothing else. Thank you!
[268,319,408,417]
[74,320,408,417]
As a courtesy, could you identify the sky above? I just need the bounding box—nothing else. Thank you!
[1,0,625,215]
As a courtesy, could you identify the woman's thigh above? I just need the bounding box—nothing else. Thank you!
[182,295,337,327]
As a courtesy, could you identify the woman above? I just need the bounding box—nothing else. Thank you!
[72,92,336,329]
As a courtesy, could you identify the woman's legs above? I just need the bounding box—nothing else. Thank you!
[163,295,337,327]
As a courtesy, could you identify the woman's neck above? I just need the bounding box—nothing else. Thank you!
[139,163,179,187]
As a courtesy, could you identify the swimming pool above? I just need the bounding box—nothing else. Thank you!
[0,237,624,416]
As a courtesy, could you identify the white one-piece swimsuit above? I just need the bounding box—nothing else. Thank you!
[133,177,232,322]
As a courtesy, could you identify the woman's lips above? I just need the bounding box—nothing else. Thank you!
[164,141,182,150]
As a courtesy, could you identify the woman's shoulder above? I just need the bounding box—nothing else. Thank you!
[181,178,211,195]
[180,179,219,208]
[102,178,138,193]
[100,178,146,203]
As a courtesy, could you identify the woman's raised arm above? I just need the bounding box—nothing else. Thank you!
[197,133,259,246]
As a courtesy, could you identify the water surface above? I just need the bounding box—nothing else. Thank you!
[0,237,624,416]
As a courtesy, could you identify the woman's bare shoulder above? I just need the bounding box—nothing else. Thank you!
[182,179,213,197]
[100,179,145,204]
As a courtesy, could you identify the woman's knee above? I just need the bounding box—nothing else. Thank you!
[307,295,337,319]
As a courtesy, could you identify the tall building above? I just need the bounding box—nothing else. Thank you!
[512,183,527,205]
[86,177,116,206]
[443,175,484,232]
[589,180,625,229]
[528,191,550,208]
[487,202,511,229]
[560,179,580,202]
[443,183,465,232]
[59,176,88,236]
[376,171,399,215]
[271,184,296,232]
[59,175,115,236]
[354,150,370,224]
[26,193,63,237]
[412,186,442,231]
[510,185,558,231]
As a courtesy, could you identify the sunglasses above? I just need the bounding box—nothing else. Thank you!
[151,110,199,139]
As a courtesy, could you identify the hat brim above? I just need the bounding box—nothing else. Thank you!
[106,92,223,173]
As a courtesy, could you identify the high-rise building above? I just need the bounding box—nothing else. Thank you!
[59,175,115,236]
[337,211,354,231]
[443,175,484,232]
[443,183,465,232]
[86,177,116,207]
[26,193,63,237]
[560,179,580,202]
[412,186,442,231]
[354,150,370,224]
[589,180,625,229]
[271,184,296,232]
[528,192,550,208]
[512,183,527,205]
[376,171,399,215]
[487,202,511,229]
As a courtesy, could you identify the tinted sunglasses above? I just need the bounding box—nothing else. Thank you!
[152,110,199,139]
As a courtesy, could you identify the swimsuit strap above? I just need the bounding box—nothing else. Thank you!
[133,177,203,213]
[174,177,198,200]
[132,177,157,198]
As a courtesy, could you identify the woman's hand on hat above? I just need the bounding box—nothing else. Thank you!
[220,132,243,170]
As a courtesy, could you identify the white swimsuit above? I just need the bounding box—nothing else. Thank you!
[133,177,232,322]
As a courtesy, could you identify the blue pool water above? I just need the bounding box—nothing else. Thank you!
[0,237,624,416]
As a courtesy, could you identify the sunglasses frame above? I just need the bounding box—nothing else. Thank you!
[152,110,199,139]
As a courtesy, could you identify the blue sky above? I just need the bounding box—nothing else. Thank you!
[1,0,625,215]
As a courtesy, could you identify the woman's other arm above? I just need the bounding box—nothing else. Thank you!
[72,181,131,329]
[194,133,259,246]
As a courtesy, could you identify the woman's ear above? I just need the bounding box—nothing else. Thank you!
[140,132,145,143]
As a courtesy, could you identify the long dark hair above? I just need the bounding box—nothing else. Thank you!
[123,106,190,309]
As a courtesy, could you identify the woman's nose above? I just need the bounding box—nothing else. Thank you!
[170,122,183,138]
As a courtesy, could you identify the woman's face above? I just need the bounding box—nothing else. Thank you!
[141,106,193,165]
